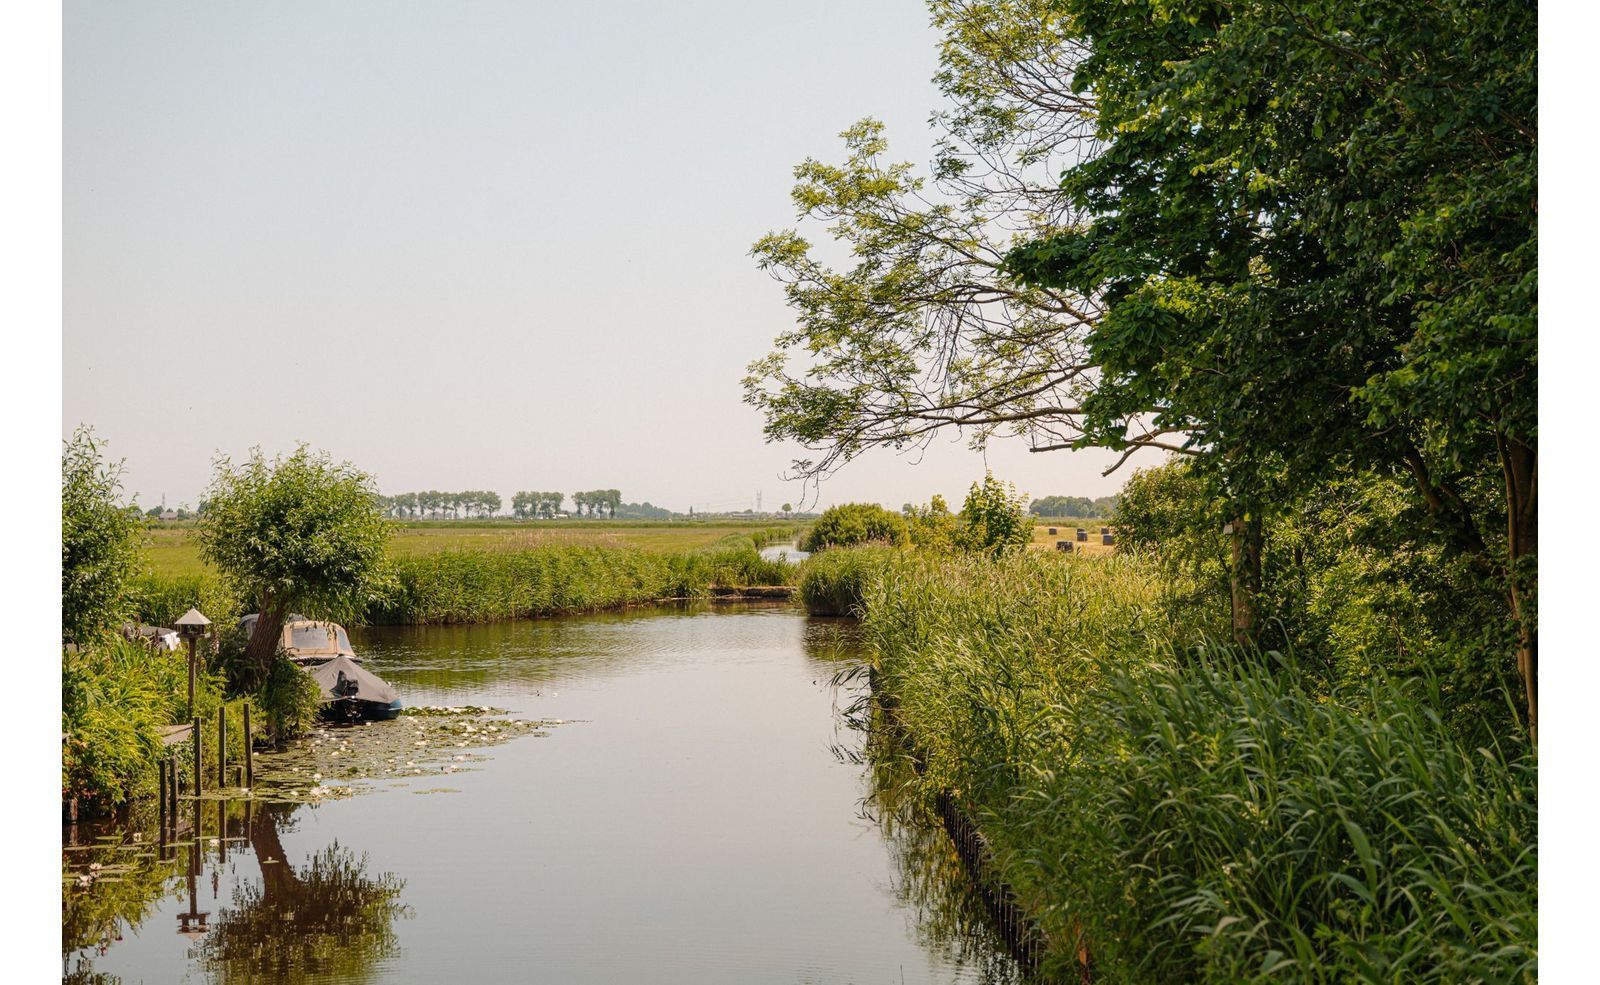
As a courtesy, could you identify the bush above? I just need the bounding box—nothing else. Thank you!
[256,652,322,743]
[61,636,234,810]
[801,503,909,552]
[798,545,892,616]
[902,496,959,551]
[953,472,1031,555]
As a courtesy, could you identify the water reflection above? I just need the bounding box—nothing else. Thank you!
[193,802,410,983]
[64,605,1028,984]
[811,635,1030,985]
[63,798,408,984]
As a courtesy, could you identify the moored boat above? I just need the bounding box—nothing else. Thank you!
[244,616,404,721]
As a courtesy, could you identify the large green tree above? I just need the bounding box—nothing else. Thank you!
[61,427,144,645]
[1006,0,1536,733]
[199,447,394,688]
[745,2,1133,482]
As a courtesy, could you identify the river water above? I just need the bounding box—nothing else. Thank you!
[62,602,1026,984]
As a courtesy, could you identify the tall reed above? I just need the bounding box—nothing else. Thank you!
[860,551,1536,982]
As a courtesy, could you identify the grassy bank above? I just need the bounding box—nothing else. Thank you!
[133,528,800,629]
[849,550,1536,983]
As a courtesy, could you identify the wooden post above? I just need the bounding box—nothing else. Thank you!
[186,637,197,721]
[158,759,169,835]
[191,717,202,799]
[217,705,227,789]
[243,702,254,788]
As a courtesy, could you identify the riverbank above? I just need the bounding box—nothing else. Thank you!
[132,527,803,629]
[830,547,1538,983]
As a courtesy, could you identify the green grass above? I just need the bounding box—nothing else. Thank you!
[132,526,802,628]
[797,545,896,616]
[858,550,1536,983]
[140,519,802,577]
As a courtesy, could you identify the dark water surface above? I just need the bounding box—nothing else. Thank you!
[63,604,1024,984]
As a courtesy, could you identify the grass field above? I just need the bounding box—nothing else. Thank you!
[1027,522,1117,557]
[139,519,806,577]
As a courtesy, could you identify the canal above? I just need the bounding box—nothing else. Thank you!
[63,603,1026,983]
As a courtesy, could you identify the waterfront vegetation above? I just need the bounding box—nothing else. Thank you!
[133,525,801,628]
[368,530,796,624]
[830,546,1537,982]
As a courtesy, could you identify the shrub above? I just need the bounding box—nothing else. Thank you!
[903,495,959,551]
[801,503,909,552]
[256,652,322,744]
[953,472,1031,555]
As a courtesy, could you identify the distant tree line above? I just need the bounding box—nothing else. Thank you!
[571,490,622,517]
[1028,495,1118,518]
[510,491,565,518]
[378,491,503,519]
[510,489,629,518]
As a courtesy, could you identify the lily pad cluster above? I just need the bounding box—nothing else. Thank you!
[249,706,559,804]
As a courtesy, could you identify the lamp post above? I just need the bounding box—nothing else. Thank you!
[175,608,212,720]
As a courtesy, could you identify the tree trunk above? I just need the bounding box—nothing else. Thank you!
[241,596,288,693]
[1227,514,1263,647]
[1499,434,1537,743]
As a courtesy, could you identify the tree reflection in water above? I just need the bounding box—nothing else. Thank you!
[191,801,410,983]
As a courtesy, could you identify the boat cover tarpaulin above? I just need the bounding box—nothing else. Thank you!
[306,655,400,706]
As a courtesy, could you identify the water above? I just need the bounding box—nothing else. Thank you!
[62,604,1025,984]
[760,540,811,563]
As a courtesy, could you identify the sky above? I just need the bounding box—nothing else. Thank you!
[63,0,1133,514]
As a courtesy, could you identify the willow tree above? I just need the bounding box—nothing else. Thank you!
[197,803,409,983]
[199,447,394,689]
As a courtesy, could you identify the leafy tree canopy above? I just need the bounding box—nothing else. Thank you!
[199,446,394,685]
[802,503,911,552]
[62,427,144,645]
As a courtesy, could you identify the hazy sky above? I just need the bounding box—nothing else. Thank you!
[63,0,1132,513]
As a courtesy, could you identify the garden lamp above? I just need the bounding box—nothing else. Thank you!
[175,608,211,719]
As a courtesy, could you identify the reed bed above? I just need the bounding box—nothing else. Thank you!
[797,545,897,616]
[369,534,794,625]
[859,550,1536,983]
[131,532,798,628]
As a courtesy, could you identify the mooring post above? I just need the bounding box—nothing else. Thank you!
[217,705,227,789]
[243,702,253,788]
[191,717,202,799]
[158,758,169,835]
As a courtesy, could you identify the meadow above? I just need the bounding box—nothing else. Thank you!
[1026,521,1116,556]
[140,518,803,578]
